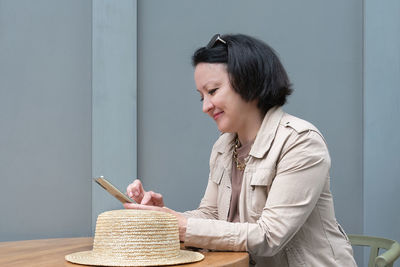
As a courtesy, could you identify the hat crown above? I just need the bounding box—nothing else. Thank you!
[65,209,204,266]
[93,210,180,261]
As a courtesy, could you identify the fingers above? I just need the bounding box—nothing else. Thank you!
[151,191,165,207]
[126,180,164,207]
[140,191,153,205]
[123,203,164,212]
[140,191,165,207]
[126,179,145,203]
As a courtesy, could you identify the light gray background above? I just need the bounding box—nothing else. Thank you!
[91,0,137,231]
[364,1,400,266]
[1,1,399,266]
[136,0,363,241]
[0,0,92,240]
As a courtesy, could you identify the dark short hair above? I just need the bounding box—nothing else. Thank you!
[192,34,292,115]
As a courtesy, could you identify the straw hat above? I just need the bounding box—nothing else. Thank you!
[65,209,204,266]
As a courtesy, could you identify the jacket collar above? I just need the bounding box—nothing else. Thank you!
[250,106,284,158]
[213,106,284,159]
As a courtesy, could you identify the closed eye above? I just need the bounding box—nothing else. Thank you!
[208,88,218,95]
[198,88,218,102]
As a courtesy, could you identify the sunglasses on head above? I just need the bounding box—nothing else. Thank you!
[206,34,227,49]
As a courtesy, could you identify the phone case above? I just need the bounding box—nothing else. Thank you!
[94,176,134,204]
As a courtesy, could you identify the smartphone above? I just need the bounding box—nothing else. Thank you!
[94,176,134,204]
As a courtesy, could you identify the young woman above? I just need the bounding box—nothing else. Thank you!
[125,33,356,266]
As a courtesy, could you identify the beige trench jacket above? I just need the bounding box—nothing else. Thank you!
[183,107,356,267]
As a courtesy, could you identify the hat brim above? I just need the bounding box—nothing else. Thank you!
[65,249,204,266]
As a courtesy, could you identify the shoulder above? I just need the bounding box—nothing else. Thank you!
[281,113,320,134]
[279,113,327,145]
[276,112,330,165]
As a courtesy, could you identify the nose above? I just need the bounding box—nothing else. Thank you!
[202,97,214,114]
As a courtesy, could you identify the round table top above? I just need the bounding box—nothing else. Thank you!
[0,237,249,267]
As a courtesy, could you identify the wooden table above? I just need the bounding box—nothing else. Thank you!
[0,237,249,267]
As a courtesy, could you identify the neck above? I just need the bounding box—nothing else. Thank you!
[236,110,263,145]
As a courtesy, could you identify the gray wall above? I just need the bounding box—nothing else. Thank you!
[92,0,138,231]
[0,0,92,241]
[136,0,363,263]
[1,1,400,266]
[137,0,363,233]
[364,0,400,266]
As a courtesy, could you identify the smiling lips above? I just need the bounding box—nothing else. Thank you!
[213,111,224,120]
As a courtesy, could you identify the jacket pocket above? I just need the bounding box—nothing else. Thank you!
[285,243,306,267]
[211,166,224,185]
[337,222,351,244]
[249,168,275,214]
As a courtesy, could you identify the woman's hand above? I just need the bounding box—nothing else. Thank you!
[126,179,164,207]
[123,203,187,242]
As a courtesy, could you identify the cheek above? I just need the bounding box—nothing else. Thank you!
[213,93,228,109]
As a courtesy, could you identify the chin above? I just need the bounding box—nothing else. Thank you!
[215,117,236,133]
[216,124,234,134]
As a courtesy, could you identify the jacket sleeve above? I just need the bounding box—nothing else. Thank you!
[184,130,330,256]
[181,175,219,219]
[181,142,221,220]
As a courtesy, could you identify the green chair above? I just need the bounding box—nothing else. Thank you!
[348,234,400,267]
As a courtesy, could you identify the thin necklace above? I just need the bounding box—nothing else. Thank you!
[233,137,249,171]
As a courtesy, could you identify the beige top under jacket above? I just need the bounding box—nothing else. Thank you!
[183,106,357,267]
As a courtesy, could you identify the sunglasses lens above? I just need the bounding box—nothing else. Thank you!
[206,34,220,49]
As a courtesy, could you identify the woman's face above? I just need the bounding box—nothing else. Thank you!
[194,63,259,134]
